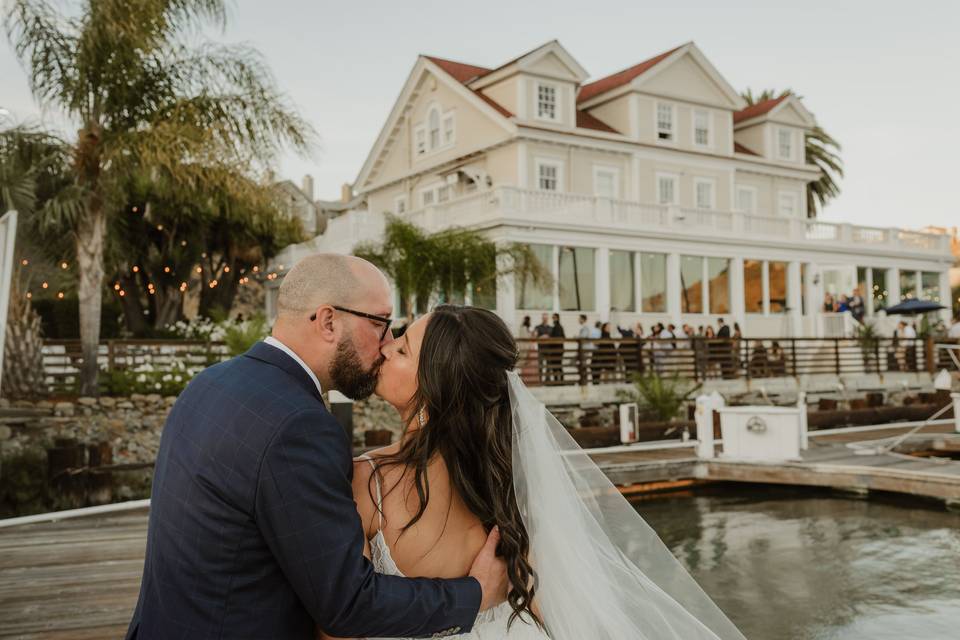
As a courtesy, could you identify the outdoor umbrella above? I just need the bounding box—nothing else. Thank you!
[883,299,945,315]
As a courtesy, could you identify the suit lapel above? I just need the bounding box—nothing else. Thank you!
[243,341,327,408]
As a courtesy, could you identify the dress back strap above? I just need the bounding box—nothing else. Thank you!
[359,455,385,530]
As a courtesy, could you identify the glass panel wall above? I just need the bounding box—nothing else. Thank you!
[769,261,787,313]
[559,246,596,311]
[515,243,553,310]
[640,252,666,312]
[609,250,635,312]
[707,257,730,314]
[921,271,940,302]
[872,268,888,311]
[900,270,917,300]
[680,255,703,313]
[744,260,763,313]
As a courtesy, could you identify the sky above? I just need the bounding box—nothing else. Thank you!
[2,0,959,229]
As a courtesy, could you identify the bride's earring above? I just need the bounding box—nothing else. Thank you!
[417,407,426,427]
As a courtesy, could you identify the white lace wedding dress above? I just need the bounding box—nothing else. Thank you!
[359,457,549,639]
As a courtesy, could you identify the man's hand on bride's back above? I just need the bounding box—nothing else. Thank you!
[469,526,508,612]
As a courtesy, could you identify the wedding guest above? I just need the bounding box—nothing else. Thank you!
[769,341,787,376]
[547,313,566,383]
[534,313,552,382]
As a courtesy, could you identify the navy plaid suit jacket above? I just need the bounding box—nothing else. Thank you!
[125,341,480,639]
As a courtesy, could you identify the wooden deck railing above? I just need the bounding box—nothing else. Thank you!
[41,339,230,394]
[516,336,942,387]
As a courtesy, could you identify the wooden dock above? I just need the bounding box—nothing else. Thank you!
[2,422,959,638]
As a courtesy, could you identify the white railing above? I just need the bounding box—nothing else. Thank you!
[400,186,950,255]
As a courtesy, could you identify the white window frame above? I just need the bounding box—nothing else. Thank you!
[655,172,679,205]
[394,195,408,214]
[437,184,450,203]
[592,165,620,199]
[777,190,800,217]
[442,113,455,146]
[655,101,676,143]
[693,177,716,210]
[535,157,564,192]
[419,182,444,207]
[427,106,441,150]
[776,127,795,161]
[414,126,426,157]
[535,81,559,122]
[735,185,758,214]
[692,109,711,148]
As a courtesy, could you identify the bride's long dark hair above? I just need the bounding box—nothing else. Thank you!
[371,304,541,628]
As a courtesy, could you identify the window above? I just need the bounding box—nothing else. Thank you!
[694,178,715,210]
[656,103,674,141]
[656,173,678,205]
[442,115,455,145]
[778,191,799,217]
[769,261,788,313]
[593,167,618,199]
[421,189,435,206]
[920,271,940,302]
[537,160,562,191]
[609,251,635,312]
[537,82,558,121]
[515,244,554,310]
[559,246,596,311]
[415,127,426,156]
[640,252,667,313]
[900,270,917,300]
[680,255,703,314]
[735,186,757,214]
[394,196,407,214]
[872,268,888,311]
[428,108,441,149]
[744,260,763,312]
[437,185,450,203]
[777,128,793,160]
[693,109,710,147]
[707,257,730,314]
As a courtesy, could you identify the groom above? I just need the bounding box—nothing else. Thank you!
[125,254,507,639]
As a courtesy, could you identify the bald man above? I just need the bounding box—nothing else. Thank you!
[126,255,506,639]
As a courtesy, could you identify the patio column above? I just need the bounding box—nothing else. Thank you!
[886,267,901,306]
[731,256,746,329]
[865,267,875,317]
[596,247,611,322]
[787,261,802,337]
[940,270,953,323]
[495,250,516,332]
[667,252,682,325]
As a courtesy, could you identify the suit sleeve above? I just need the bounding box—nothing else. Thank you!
[254,407,481,637]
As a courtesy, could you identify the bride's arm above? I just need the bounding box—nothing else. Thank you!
[316,459,378,640]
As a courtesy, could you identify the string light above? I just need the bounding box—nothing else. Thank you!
[195,267,202,273]
[132,206,138,213]
[132,266,140,273]
[156,224,163,231]
[57,292,64,299]
[114,283,121,290]
[119,290,126,297]
[223,266,230,273]
[20,259,28,266]
[25,292,31,299]
[163,266,171,273]
[60,261,68,269]
[41,282,48,289]
[252,266,259,273]
[181,240,187,246]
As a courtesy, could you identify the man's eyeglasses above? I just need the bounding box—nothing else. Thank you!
[310,305,393,341]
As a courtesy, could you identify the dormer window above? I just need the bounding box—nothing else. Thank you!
[536,82,558,121]
[693,109,710,147]
[414,105,455,160]
[656,102,675,141]
[777,128,794,160]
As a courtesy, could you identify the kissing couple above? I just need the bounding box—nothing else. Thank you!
[126,254,746,639]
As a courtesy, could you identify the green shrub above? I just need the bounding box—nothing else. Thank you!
[618,373,701,422]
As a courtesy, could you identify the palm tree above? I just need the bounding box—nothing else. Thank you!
[741,89,843,218]
[5,0,314,394]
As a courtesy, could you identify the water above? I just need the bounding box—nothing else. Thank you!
[634,485,960,640]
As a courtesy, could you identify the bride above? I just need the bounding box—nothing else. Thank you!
[323,305,746,640]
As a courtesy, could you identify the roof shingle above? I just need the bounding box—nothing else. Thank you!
[733,94,789,124]
[577,45,684,103]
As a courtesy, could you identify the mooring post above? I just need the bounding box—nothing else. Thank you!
[695,392,724,459]
[797,391,809,449]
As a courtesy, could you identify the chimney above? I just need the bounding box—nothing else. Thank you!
[341,183,353,204]
[301,174,315,200]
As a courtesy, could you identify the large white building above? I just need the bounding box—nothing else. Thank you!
[272,41,953,336]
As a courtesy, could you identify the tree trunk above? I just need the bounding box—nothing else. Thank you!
[76,203,106,395]
[117,273,149,336]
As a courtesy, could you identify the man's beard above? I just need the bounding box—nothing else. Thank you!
[330,336,382,400]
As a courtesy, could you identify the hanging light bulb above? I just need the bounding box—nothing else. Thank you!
[195,266,202,274]
[181,240,187,247]
[119,290,126,297]
[41,282,48,289]
[60,262,68,269]
[57,292,64,299]
[20,259,28,266]
[223,266,230,273]
[132,265,140,273]
[114,283,120,290]
[132,206,138,213]
[163,266,171,273]
[26,292,32,299]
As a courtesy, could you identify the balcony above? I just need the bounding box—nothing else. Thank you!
[404,186,950,255]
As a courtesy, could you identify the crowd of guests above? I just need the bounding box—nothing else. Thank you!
[823,287,866,322]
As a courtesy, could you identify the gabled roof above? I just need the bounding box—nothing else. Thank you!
[733,95,788,124]
[578,45,683,103]
[733,92,816,127]
[426,56,514,117]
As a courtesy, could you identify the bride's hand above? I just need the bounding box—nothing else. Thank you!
[468,526,508,612]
